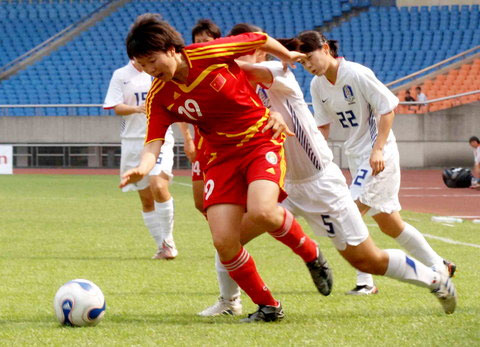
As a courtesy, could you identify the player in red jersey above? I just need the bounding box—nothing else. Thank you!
[120,14,323,322]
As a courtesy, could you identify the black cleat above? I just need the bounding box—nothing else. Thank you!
[443,259,457,278]
[306,248,333,296]
[240,303,284,323]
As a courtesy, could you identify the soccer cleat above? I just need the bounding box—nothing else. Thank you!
[431,269,457,314]
[240,303,284,323]
[306,248,333,296]
[197,296,242,317]
[443,259,456,278]
[346,285,379,295]
[152,241,178,260]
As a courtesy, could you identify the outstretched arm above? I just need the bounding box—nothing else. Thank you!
[261,36,305,67]
[119,140,163,188]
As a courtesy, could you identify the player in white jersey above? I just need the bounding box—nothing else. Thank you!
[469,136,480,187]
[297,31,456,297]
[104,60,178,260]
[199,26,457,317]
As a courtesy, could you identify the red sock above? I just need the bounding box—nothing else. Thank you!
[222,248,277,306]
[269,208,317,263]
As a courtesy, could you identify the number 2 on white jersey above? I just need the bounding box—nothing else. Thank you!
[178,99,203,120]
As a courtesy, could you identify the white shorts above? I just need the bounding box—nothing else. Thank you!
[120,131,174,192]
[281,162,369,251]
[348,141,401,215]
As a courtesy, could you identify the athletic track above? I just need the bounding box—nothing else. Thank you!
[13,168,480,220]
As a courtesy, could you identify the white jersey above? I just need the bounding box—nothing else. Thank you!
[311,58,399,157]
[103,62,152,140]
[256,61,333,181]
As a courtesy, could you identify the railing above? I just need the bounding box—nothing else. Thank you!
[0,104,108,116]
[397,90,480,106]
[386,45,480,89]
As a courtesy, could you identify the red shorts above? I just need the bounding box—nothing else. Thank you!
[203,140,287,210]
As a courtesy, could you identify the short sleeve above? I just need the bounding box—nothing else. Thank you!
[184,32,268,64]
[310,77,333,127]
[103,70,124,109]
[356,67,399,115]
[256,61,294,94]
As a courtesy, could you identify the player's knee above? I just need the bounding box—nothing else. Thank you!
[248,207,277,227]
[212,237,236,257]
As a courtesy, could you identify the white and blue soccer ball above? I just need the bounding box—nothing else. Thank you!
[53,279,106,327]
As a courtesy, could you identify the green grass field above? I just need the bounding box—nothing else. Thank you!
[0,174,479,346]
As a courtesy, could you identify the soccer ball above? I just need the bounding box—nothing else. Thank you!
[53,279,106,326]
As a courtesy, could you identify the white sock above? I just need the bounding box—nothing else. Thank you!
[142,211,163,247]
[395,223,444,267]
[215,252,241,300]
[356,271,375,287]
[154,198,175,248]
[384,249,441,290]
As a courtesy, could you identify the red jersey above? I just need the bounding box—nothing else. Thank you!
[145,33,273,154]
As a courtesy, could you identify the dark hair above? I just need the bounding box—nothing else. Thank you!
[328,40,339,58]
[228,23,263,36]
[406,89,411,94]
[191,19,221,43]
[276,38,301,51]
[297,30,328,53]
[126,13,185,59]
[416,86,422,91]
[469,136,480,143]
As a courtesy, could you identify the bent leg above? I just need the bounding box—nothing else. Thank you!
[373,211,444,267]
[207,204,277,306]
[246,180,317,263]
[338,236,441,289]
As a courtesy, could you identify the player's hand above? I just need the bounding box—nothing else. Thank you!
[183,138,196,162]
[282,51,306,70]
[137,105,146,114]
[263,110,294,139]
[370,149,385,176]
[119,167,146,188]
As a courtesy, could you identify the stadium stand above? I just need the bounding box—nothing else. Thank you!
[396,58,480,114]
[1,0,366,115]
[324,5,479,100]
[0,1,478,114]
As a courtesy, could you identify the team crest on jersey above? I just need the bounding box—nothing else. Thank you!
[210,73,226,92]
[343,85,355,104]
[265,151,278,165]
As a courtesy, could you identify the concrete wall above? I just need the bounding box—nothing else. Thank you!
[1,101,479,168]
[396,0,480,7]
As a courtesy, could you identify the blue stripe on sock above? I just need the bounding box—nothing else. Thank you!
[406,256,417,275]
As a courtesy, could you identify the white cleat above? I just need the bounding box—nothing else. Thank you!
[197,296,242,317]
[346,285,379,296]
[432,269,457,314]
[152,241,178,260]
